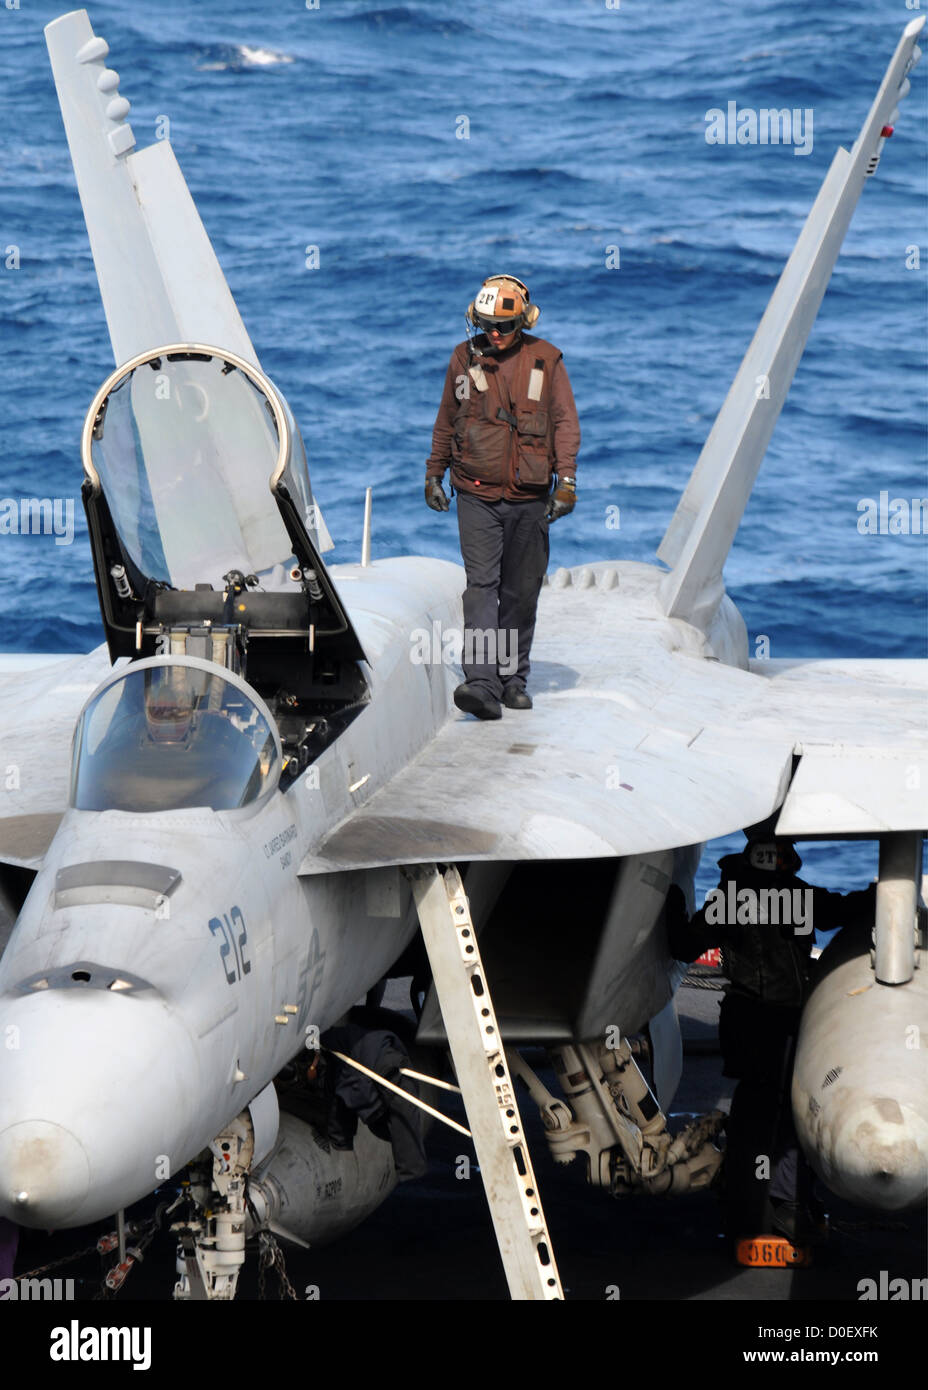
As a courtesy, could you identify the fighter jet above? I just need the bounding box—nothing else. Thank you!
[0,10,924,1300]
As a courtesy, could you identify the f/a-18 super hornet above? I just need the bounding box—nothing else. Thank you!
[0,10,924,1301]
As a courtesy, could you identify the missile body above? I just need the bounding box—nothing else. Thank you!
[246,1112,398,1248]
[793,924,928,1210]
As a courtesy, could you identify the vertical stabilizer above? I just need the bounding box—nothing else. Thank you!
[46,11,335,552]
[45,10,257,367]
[657,18,924,634]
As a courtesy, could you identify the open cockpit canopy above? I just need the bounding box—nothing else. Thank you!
[80,344,364,669]
[83,345,319,591]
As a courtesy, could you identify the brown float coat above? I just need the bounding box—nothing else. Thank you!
[425,333,580,502]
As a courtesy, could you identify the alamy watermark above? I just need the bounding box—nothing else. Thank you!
[49,1320,151,1370]
[409,621,518,678]
[857,1271,927,1300]
[0,1276,75,1299]
[702,882,813,934]
[0,497,74,546]
[705,102,813,156]
[857,492,927,535]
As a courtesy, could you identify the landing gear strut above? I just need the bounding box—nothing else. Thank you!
[513,1040,724,1195]
[172,1113,252,1301]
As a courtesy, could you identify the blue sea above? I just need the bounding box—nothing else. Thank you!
[0,0,925,902]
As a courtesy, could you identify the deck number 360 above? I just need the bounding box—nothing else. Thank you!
[209,907,251,985]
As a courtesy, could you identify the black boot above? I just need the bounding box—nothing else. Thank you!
[453,682,502,720]
[502,685,532,710]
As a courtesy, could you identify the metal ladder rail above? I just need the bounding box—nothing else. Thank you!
[405,863,563,1301]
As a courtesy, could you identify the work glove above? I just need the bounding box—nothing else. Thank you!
[545,476,576,522]
[425,477,450,512]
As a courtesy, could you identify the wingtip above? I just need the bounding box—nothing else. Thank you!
[903,15,926,40]
[46,9,136,161]
[43,9,90,42]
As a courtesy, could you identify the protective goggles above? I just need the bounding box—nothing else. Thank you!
[475,316,521,336]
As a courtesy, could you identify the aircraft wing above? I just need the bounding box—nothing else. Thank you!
[0,649,112,869]
[299,565,928,874]
[758,658,928,835]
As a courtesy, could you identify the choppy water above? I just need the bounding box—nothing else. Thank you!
[1,0,925,899]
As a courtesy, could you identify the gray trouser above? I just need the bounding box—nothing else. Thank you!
[456,492,549,699]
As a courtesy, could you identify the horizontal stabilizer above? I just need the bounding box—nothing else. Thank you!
[657,18,925,633]
[299,570,927,873]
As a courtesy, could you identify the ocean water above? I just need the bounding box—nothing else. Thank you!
[0,0,925,899]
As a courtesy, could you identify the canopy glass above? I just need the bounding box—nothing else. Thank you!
[71,663,279,813]
[87,349,299,590]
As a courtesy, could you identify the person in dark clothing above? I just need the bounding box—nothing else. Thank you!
[425,275,580,720]
[667,832,875,1247]
[322,1015,428,1182]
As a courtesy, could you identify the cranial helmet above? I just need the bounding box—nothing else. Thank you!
[744,829,802,875]
[467,274,541,332]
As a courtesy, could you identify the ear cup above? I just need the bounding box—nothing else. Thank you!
[523,303,540,328]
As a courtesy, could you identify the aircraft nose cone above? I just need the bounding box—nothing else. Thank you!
[0,987,202,1227]
[828,1096,928,1210]
[0,1119,91,1225]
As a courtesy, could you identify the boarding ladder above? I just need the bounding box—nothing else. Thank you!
[405,863,563,1300]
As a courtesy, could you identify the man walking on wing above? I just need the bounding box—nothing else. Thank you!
[425,275,580,720]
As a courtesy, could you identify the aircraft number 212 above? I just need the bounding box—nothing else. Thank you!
[208,908,252,986]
